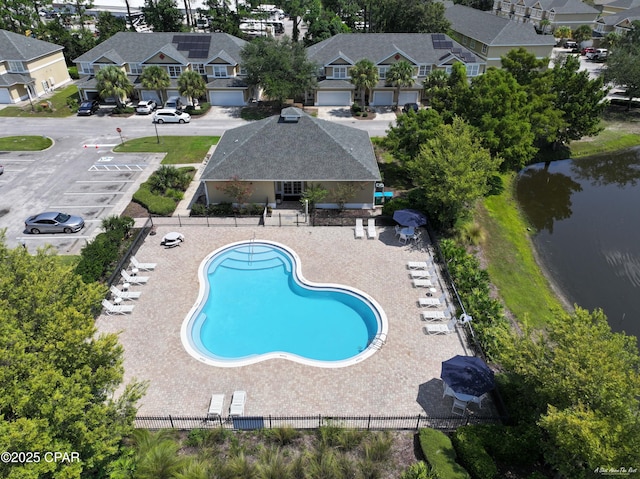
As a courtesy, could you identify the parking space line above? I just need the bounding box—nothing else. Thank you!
[64,192,129,195]
[76,180,135,183]
[48,205,115,209]
[89,164,145,171]
[17,235,93,241]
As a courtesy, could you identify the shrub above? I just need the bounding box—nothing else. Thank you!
[363,432,393,463]
[262,427,299,446]
[419,429,470,479]
[208,202,234,216]
[68,66,79,79]
[351,103,362,113]
[452,427,498,479]
[133,182,178,216]
[400,461,440,479]
[190,203,207,217]
[75,230,122,283]
[476,424,542,467]
[66,96,79,111]
[185,102,211,115]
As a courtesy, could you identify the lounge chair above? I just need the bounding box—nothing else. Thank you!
[101,299,134,315]
[121,269,149,285]
[412,279,434,288]
[424,317,457,335]
[131,255,157,271]
[410,270,431,279]
[207,393,225,418]
[421,310,447,321]
[355,219,364,239]
[110,285,141,300]
[367,219,376,239]
[229,390,246,416]
[418,296,442,308]
[407,261,429,270]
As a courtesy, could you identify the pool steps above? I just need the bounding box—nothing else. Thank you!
[207,247,292,272]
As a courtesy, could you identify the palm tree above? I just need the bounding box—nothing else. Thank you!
[178,70,207,107]
[349,58,378,108]
[555,25,572,43]
[139,65,171,104]
[386,60,415,107]
[538,19,551,34]
[603,31,621,50]
[95,65,133,108]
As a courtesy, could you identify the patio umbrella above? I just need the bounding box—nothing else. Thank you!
[392,209,428,227]
[440,355,495,397]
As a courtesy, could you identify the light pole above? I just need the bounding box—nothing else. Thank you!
[154,120,160,144]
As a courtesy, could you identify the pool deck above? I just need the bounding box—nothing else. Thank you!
[96,225,483,418]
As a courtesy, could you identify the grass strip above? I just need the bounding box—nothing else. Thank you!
[0,136,53,151]
[113,136,219,164]
[476,173,565,329]
[570,129,640,158]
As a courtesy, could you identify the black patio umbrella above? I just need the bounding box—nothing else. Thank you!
[440,355,495,397]
[392,209,428,227]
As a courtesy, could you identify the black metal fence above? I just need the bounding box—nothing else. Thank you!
[135,414,504,432]
[106,216,154,286]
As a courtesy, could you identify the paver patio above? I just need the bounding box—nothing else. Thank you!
[96,225,482,418]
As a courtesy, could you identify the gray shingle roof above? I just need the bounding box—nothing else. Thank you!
[73,32,246,65]
[445,5,556,46]
[597,5,640,24]
[201,108,380,182]
[306,33,483,66]
[605,0,640,8]
[0,29,63,61]
[547,0,599,13]
[0,72,34,87]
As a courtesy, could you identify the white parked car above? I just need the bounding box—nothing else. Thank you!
[586,48,608,62]
[153,109,191,124]
[136,100,157,114]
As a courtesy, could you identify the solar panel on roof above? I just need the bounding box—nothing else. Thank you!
[172,34,211,58]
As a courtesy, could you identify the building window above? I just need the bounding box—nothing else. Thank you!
[239,66,247,75]
[445,65,453,75]
[129,63,142,74]
[516,5,525,14]
[333,66,347,78]
[469,39,476,49]
[482,44,488,54]
[418,65,431,76]
[78,62,92,74]
[167,65,182,77]
[378,66,389,79]
[462,36,468,45]
[466,64,480,77]
[8,61,25,73]
[192,63,206,74]
[548,12,555,20]
[213,65,227,77]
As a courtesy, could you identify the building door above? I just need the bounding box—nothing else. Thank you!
[282,181,303,200]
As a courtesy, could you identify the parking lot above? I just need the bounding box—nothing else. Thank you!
[0,138,163,254]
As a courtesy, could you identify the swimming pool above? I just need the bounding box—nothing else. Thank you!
[181,240,388,368]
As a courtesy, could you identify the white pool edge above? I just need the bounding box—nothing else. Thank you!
[180,239,389,368]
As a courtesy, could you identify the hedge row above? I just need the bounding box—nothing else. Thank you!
[419,428,470,479]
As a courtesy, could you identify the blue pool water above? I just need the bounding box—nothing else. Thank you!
[181,241,387,368]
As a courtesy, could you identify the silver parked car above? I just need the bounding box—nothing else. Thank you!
[153,108,191,124]
[25,212,85,234]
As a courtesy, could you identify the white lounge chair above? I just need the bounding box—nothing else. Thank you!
[229,390,246,417]
[418,296,442,308]
[110,285,141,300]
[207,393,225,418]
[424,318,457,335]
[407,261,429,270]
[410,270,431,279]
[421,310,447,321]
[130,255,157,271]
[121,270,149,285]
[367,219,376,239]
[102,299,134,315]
[355,219,364,239]
[452,397,468,416]
[412,279,434,288]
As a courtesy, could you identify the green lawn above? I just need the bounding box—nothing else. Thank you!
[0,136,53,150]
[570,128,640,158]
[113,136,219,164]
[477,173,565,328]
[0,85,79,118]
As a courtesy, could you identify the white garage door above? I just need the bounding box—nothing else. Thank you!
[0,88,12,104]
[316,91,351,106]
[398,91,419,105]
[371,91,393,106]
[141,90,161,103]
[210,91,245,106]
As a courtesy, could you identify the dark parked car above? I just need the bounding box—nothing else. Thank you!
[25,212,85,234]
[77,100,100,116]
[402,103,419,113]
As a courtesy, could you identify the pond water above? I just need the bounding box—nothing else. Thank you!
[516,147,640,343]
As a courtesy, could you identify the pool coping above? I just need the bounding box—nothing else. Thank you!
[180,240,389,368]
